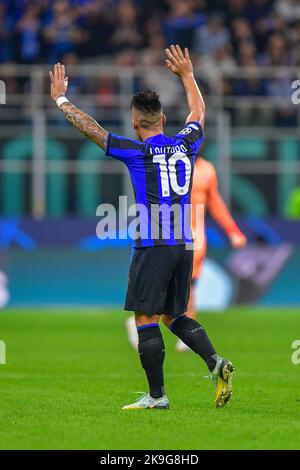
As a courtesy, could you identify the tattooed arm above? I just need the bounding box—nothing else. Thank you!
[49,63,108,149]
[60,102,108,149]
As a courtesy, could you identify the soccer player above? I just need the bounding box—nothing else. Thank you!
[126,156,247,352]
[176,156,247,351]
[49,45,234,409]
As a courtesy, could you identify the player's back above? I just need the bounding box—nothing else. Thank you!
[105,121,204,247]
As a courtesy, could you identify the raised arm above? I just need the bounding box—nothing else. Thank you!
[165,45,205,128]
[49,63,108,149]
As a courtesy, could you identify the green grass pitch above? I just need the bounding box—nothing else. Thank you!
[0,307,299,450]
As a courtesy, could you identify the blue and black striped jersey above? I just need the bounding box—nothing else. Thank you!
[105,121,204,247]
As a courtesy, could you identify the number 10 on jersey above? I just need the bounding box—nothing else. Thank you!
[153,152,192,197]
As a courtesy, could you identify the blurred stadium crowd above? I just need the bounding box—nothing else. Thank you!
[0,0,298,127]
[1,0,299,71]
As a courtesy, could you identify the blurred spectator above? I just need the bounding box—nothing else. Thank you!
[235,41,266,96]
[276,0,300,24]
[115,48,138,67]
[61,52,86,96]
[260,32,290,65]
[76,1,114,57]
[164,0,204,50]
[198,45,236,93]
[227,0,248,17]
[261,33,297,126]
[0,3,12,62]
[254,6,287,52]
[230,17,254,53]
[13,3,42,63]
[195,13,230,55]
[238,41,258,66]
[246,0,275,26]
[233,42,269,125]
[115,48,141,96]
[96,75,118,108]
[142,33,166,67]
[110,0,143,52]
[141,46,182,109]
[43,0,87,63]
[289,21,300,65]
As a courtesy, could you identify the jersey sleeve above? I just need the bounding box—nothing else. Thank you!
[105,133,143,163]
[174,121,204,153]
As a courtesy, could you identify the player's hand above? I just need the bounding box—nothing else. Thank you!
[49,63,68,101]
[165,45,193,79]
[229,231,247,249]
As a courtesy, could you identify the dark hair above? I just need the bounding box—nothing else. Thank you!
[131,90,162,114]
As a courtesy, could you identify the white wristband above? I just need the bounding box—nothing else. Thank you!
[56,96,69,108]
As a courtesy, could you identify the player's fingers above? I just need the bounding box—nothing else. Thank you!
[56,63,62,81]
[49,70,53,83]
[165,48,176,64]
[184,47,191,62]
[54,63,58,80]
[56,62,62,81]
[170,44,180,61]
[60,65,65,82]
[165,60,176,72]
[176,44,185,60]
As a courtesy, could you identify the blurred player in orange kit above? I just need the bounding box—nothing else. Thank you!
[175,155,247,351]
[126,155,247,351]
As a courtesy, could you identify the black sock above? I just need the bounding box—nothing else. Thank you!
[137,324,165,399]
[171,315,217,372]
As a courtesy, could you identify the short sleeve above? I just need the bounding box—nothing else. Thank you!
[106,133,143,163]
[174,121,204,153]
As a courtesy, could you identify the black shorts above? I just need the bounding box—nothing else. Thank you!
[125,245,193,318]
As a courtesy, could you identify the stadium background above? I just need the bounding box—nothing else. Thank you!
[0,0,300,451]
[0,0,300,307]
